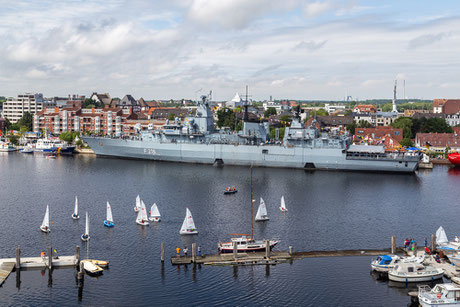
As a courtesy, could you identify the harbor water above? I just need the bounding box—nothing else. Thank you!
[0,153,459,306]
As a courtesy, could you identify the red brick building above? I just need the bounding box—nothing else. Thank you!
[355,126,403,149]
[415,132,460,151]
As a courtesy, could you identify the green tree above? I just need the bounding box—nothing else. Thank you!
[346,121,357,134]
[400,138,413,147]
[391,117,413,139]
[264,107,277,117]
[167,113,176,121]
[8,135,19,145]
[357,120,372,128]
[280,115,292,124]
[270,127,285,140]
[59,131,79,143]
[17,112,33,131]
[307,109,328,118]
[216,108,240,131]
[83,98,104,109]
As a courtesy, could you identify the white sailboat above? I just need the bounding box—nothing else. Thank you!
[40,205,50,233]
[104,202,114,227]
[149,203,161,222]
[280,196,287,212]
[180,208,198,235]
[136,200,149,226]
[255,198,269,221]
[134,195,141,213]
[72,196,80,219]
[81,212,90,241]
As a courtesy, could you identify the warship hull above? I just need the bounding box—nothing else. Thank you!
[83,137,419,173]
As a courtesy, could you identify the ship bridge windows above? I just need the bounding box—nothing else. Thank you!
[262,149,268,154]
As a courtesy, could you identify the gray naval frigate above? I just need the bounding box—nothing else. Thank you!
[83,96,421,173]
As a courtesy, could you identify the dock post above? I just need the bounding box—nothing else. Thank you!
[77,262,84,288]
[192,243,197,263]
[75,245,80,265]
[265,240,270,259]
[161,242,165,262]
[15,245,21,270]
[233,241,238,260]
[289,246,293,255]
[391,236,396,254]
[431,234,436,253]
[48,247,52,270]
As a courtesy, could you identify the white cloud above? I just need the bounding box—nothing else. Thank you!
[303,1,333,17]
[26,69,48,79]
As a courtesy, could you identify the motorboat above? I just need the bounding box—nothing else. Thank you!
[370,254,425,272]
[418,283,460,306]
[388,262,444,282]
[448,253,460,267]
[218,235,279,253]
[36,137,75,154]
[82,260,103,276]
[20,144,34,153]
[0,142,16,152]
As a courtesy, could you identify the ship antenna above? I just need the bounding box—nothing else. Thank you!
[250,166,254,240]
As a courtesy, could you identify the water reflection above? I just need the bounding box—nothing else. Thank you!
[448,167,460,176]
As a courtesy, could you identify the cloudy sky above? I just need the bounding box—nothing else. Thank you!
[1,0,459,101]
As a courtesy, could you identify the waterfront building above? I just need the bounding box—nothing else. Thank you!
[415,132,460,152]
[3,93,55,123]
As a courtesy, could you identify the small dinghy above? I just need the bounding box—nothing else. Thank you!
[180,208,198,235]
[149,203,161,222]
[82,260,103,276]
[72,196,80,220]
[134,195,141,213]
[280,196,287,212]
[104,202,114,227]
[136,200,149,226]
[84,259,109,268]
[81,212,90,241]
[255,198,269,221]
[40,205,51,233]
[224,187,237,194]
[388,262,444,282]
[46,154,56,159]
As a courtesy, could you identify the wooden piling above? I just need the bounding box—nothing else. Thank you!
[192,243,197,263]
[289,246,293,255]
[265,240,270,259]
[160,242,165,262]
[391,236,396,254]
[48,247,52,270]
[233,241,238,260]
[75,245,80,265]
[77,262,84,288]
[431,234,436,253]
[15,246,20,270]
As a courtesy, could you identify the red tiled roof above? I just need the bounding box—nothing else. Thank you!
[443,100,460,115]
[416,133,460,147]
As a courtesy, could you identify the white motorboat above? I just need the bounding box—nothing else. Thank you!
[370,254,425,272]
[20,144,34,153]
[218,235,279,253]
[72,196,80,219]
[81,212,90,241]
[135,200,149,226]
[134,195,141,213]
[448,253,460,267]
[180,208,197,235]
[255,198,269,221]
[418,284,460,306]
[388,262,444,282]
[280,196,287,212]
[0,142,16,152]
[149,203,161,222]
[40,205,51,233]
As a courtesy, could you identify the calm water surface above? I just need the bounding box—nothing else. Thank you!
[0,153,459,306]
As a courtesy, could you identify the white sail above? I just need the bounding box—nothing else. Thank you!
[150,203,160,218]
[135,195,141,210]
[42,205,50,228]
[136,200,149,224]
[180,208,198,234]
[74,196,79,216]
[106,202,113,222]
[255,198,269,221]
[436,226,448,245]
[85,212,90,236]
[280,196,287,211]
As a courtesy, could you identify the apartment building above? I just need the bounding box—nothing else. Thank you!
[3,93,55,123]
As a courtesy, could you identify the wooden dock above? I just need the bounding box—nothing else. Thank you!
[0,256,77,269]
[0,262,15,286]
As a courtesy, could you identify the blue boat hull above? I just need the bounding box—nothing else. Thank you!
[104,221,114,227]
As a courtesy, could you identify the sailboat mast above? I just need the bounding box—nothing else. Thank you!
[250,166,254,239]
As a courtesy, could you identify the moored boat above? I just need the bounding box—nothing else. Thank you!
[82,260,103,276]
[0,142,16,152]
[370,254,425,272]
[449,153,460,167]
[418,284,460,306]
[218,235,278,253]
[388,262,444,282]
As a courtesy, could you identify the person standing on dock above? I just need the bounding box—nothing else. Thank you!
[198,245,201,257]
[183,246,188,256]
[424,237,428,247]
[176,246,181,257]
